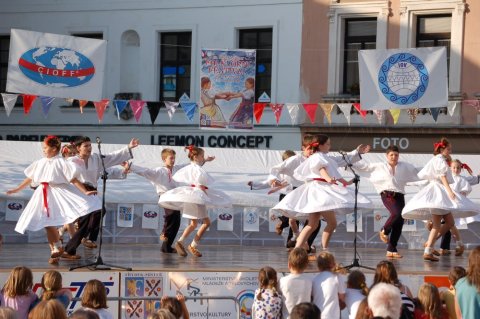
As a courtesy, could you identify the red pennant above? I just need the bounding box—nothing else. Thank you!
[22,94,37,114]
[93,99,110,122]
[353,103,367,118]
[302,103,318,123]
[270,103,284,124]
[254,103,267,123]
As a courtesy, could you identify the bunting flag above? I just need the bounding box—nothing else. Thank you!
[93,99,109,122]
[180,102,196,122]
[319,103,334,124]
[78,100,88,113]
[130,100,146,123]
[22,94,37,114]
[373,110,384,124]
[389,109,401,124]
[302,103,318,124]
[39,96,55,117]
[1,93,19,116]
[253,103,267,123]
[429,107,442,122]
[285,103,301,125]
[146,101,162,124]
[270,103,284,124]
[337,103,352,125]
[447,101,458,116]
[164,101,179,121]
[463,100,480,112]
[113,100,129,120]
[407,108,419,123]
[353,103,367,118]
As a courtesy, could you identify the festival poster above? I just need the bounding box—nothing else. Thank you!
[121,272,164,319]
[200,49,256,130]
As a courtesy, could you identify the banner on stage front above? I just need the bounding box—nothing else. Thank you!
[200,49,256,130]
[7,29,107,101]
[359,47,447,110]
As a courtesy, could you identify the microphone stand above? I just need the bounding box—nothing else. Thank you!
[341,151,374,271]
[70,139,132,271]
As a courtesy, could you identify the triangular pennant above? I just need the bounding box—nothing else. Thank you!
[270,103,284,124]
[407,108,419,124]
[164,101,179,121]
[180,102,197,122]
[285,103,301,125]
[78,100,89,113]
[253,103,267,123]
[389,109,401,124]
[1,93,19,117]
[146,101,162,124]
[130,100,146,123]
[429,107,442,122]
[463,100,480,112]
[319,103,334,124]
[353,103,367,118]
[93,99,110,122]
[22,94,37,114]
[373,110,384,124]
[302,103,318,124]
[39,96,55,117]
[447,101,458,117]
[113,100,129,120]
[337,103,352,125]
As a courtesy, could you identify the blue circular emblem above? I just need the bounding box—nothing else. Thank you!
[18,47,95,87]
[378,53,428,105]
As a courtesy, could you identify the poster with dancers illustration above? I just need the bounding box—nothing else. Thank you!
[200,49,256,130]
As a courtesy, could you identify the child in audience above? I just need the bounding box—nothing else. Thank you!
[414,283,448,319]
[161,294,189,319]
[37,270,72,309]
[252,266,282,319]
[80,280,113,319]
[345,270,368,319]
[28,299,67,319]
[0,266,38,319]
[312,252,346,319]
[440,266,466,319]
[290,303,321,319]
[279,248,312,318]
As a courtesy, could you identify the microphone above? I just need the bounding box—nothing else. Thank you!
[96,137,101,144]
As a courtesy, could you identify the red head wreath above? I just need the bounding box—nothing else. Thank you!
[185,144,195,153]
[433,142,446,152]
[307,142,319,150]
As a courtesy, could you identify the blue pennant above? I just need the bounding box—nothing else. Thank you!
[180,102,197,122]
[429,107,441,122]
[113,100,129,119]
[40,96,55,117]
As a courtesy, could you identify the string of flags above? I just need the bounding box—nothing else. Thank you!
[1,92,476,125]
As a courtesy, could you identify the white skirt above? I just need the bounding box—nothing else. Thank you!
[271,180,372,219]
[402,181,480,220]
[15,183,102,234]
[159,186,232,219]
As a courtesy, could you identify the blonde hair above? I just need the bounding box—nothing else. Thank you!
[0,307,17,319]
[256,266,279,300]
[288,248,309,272]
[41,270,63,301]
[316,251,336,272]
[61,144,77,158]
[28,299,67,319]
[467,246,480,292]
[2,266,33,297]
[417,283,443,319]
[282,150,296,161]
[81,280,108,309]
[161,148,176,161]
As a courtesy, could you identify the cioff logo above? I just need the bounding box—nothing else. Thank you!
[237,289,254,319]
[18,47,95,87]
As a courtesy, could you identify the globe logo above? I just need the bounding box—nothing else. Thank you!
[18,47,95,87]
[378,53,429,105]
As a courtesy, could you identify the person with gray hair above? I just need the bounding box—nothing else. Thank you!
[367,283,402,319]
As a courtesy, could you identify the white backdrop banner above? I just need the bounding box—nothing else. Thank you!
[359,47,447,110]
[7,29,107,100]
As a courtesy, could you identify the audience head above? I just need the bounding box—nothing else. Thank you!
[448,266,466,287]
[348,270,369,296]
[288,248,309,273]
[28,300,67,319]
[368,283,402,319]
[256,266,279,300]
[41,270,63,301]
[161,297,182,319]
[0,307,17,319]
[316,251,336,272]
[2,266,33,297]
[466,246,480,292]
[372,260,400,288]
[416,283,443,319]
[68,309,100,319]
[81,279,108,310]
[147,309,176,319]
[290,302,321,319]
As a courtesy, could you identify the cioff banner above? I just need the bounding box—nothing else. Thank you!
[200,49,256,130]
[359,47,447,110]
[7,29,107,101]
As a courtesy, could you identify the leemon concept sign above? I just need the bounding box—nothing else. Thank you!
[6,29,106,101]
[359,47,448,110]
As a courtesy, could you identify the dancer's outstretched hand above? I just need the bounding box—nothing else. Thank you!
[128,138,140,149]
[356,144,371,154]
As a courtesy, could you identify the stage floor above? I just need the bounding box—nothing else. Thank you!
[0,243,467,275]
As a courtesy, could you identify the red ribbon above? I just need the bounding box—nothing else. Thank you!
[185,145,194,152]
[191,184,208,191]
[41,182,50,217]
[313,178,347,187]
[462,163,473,174]
[434,142,446,151]
[308,142,319,149]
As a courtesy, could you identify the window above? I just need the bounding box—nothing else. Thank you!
[159,32,192,102]
[416,14,451,74]
[239,28,272,101]
[343,18,377,95]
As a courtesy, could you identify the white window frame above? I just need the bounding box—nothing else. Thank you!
[399,0,466,93]
[327,1,390,95]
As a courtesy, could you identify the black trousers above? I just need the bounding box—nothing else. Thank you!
[65,209,101,255]
[161,209,181,253]
[380,191,405,252]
